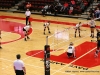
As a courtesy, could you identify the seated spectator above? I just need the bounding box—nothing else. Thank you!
[69,5,74,15]
[95,7,100,18]
[17,3,25,10]
[47,4,52,14]
[25,2,32,11]
[89,8,95,18]
[41,4,49,16]
[60,2,69,12]
[71,0,76,6]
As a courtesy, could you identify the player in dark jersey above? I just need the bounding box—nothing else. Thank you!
[95,29,100,57]
[43,21,51,35]
[23,25,31,41]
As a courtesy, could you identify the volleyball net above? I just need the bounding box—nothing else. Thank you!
[47,28,69,51]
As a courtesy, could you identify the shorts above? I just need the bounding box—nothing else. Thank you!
[90,26,95,28]
[23,28,26,31]
[67,52,73,57]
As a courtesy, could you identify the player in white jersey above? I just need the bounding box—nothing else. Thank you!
[67,42,76,58]
[43,21,51,35]
[74,22,82,37]
[23,25,31,41]
[88,18,96,38]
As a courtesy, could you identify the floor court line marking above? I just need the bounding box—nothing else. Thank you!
[0,19,91,75]
[24,28,89,59]
[0,32,88,74]
[51,47,97,75]
[0,58,72,75]
[0,29,90,74]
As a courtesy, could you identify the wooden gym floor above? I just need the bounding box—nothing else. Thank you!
[0,11,100,75]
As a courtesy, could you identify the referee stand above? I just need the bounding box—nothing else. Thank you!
[44,36,50,75]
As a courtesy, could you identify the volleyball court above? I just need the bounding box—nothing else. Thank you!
[44,20,100,75]
[0,16,100,75]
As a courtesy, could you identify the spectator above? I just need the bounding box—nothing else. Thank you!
[69,5,74,15]
[60,2,69,12]
[41,4,49,16]
[89,8,95,18]
[25,2,32,11]
[95,7,100,18]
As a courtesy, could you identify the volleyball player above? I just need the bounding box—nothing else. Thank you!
[67,42,76,58]
[88,18,96,38]
[74,22,82,37]
[43,21,51,35]
[23,24,31,41]
[95,29,100,57]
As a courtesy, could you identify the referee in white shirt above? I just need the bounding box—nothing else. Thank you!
[67,42,76,58]
[25,9,31,25]
[13,54,26,75]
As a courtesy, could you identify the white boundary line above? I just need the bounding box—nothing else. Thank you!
[51,47,96,75]
[0,58,72,75]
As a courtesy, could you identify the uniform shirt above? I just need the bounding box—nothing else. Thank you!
[25,10,31,16]
[67,45,75,53]
[24,25,31,31]
[75,23,81,29]
[89,20,96,27]
[13,59,24,70]
[97,31,100,41]
[44,22,50,27]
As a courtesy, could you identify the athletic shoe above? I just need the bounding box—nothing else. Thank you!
[49,31,51,33]
[27,36,30,39]
[0,46,2,49]
[24,38,27,41]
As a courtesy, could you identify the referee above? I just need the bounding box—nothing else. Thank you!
[13,54,26,75]
[25,9,31,25]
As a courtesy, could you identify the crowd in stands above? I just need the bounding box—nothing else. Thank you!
[17,0,92,16]
[41,0,92,16]
[89,1,100,18]
[0,0,100,17]
[0,0,21,9]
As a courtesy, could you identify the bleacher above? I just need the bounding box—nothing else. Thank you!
[0,0,99,19]
[0,0,21,9]
[17,0,92,16]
